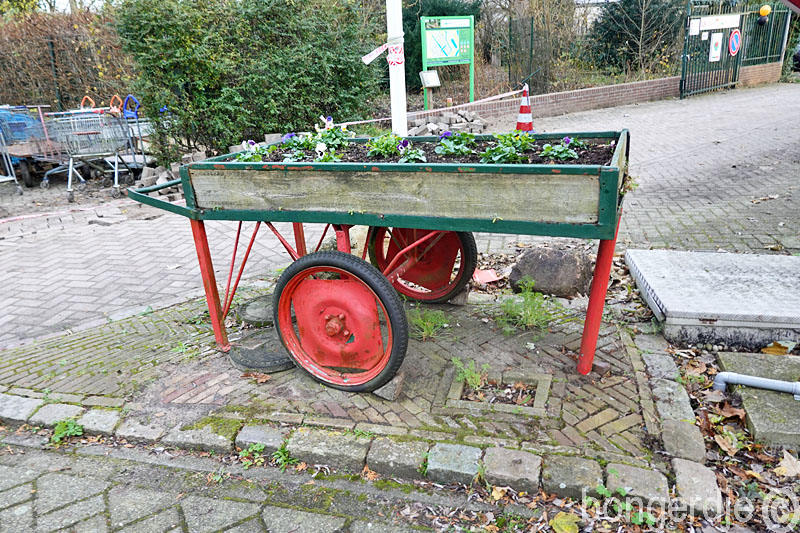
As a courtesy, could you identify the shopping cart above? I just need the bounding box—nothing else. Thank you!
[0,124,23,195]
[0,105,58,188]
[43,111,132,202]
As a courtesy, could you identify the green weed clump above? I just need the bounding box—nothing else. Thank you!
[496,276,555,335]
[452,357,489,390]
[408,308,448,340]
[51,419,83,445]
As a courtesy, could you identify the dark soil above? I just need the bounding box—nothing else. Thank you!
[249,140,615,166]
[462,380,538,407]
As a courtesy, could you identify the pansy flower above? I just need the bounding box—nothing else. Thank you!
[282,133,296,143]
[241,140,257,152]
[397,139,410,153]
[439,131,452,140]
[562,136,572,146]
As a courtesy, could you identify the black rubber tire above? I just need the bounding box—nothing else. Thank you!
[19,160,33,188]
[272,250,408,392]
[367,228,478,304]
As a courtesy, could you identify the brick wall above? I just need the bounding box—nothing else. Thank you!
[409,77,681,122]
[739,61,783,87]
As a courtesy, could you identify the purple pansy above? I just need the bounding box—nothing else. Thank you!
[439,131,452,140]
[562,136,572,145]
[397,139,410,153]
[281,133,296,143]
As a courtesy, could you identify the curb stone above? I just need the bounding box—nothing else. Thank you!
[29,403,85,427]
[482,447,541,494]
[287,428,370,473]
[367,438,430,481]
[235,425,286,454]
[77,409,121,436]
[0,393,43,424]
[661,419,707,463]
[605,463,670,506]
[115,417,169,443]
[650,378,696,422]
[672,458,723,516]
[541,455,603,500]
[161,424,235,454]
[426,443,482,485]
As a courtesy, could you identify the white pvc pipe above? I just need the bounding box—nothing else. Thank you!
[385,0,408,136]
[713,371,800,400]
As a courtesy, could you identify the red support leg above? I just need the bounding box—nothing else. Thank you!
[190,220,230,352]
[292,222,308,257]
[577,219,621,375]
[334,225,352,254]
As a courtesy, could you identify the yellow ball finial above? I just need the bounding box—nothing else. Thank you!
[759,4,772,16]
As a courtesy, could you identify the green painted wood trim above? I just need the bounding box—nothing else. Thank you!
[179,166,197,209]
[126,187,199,219]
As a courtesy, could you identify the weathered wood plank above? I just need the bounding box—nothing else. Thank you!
[188,169,600,224]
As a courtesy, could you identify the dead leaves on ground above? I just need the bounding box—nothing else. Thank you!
[240,372,271,383]
[774,451,800,478]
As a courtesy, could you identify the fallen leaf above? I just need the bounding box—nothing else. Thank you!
[361,465,379,481]
[761,341,796,355]
[746,470,766,482]
[295,462,308,472]
[684,360,707,376]
[241,372,271,383]
[549,511,581,533]
[718,403,747,423]
[774,451,800,477]
[714,434,739,456]
[702,389,726,403]
[491,486,507,501]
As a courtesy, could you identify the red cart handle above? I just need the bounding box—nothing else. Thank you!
[109,95,123,114]
[80,95,96,109]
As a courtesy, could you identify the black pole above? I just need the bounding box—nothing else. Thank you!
[47,39,63,112]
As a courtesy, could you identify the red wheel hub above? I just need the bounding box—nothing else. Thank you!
[288,278,384,370]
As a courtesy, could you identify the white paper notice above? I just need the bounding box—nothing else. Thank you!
[689,19,701,36]
[709,32,723,62]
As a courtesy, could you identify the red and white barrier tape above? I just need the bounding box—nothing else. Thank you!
[335,87,525,128]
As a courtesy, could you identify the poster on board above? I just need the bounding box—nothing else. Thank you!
[709,32,723,62]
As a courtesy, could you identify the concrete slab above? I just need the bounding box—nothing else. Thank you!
[717,352,800,446]
[625,250,800,349]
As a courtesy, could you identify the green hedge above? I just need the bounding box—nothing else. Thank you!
[116,0,382,162]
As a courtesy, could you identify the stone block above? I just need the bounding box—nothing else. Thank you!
[450,123,468,131]
[651,379,696,422]
[262,506,346,533]
[672,458,722,516]
[426,123,439,133]
[426,443,481,485]
[643,352,680,380]
[408,125,428,137]
[436,122,449,131]
[605,463,669,506]
[140,166,157,179]
[82,396,125,408]
[367,438,429,480]
[78,409,121,436]
[542,455,602,500]
[509,248,593,297]
[0,393,43,424]
[192,151,208,161]
[115,417,169,443]
[287,428,370,472]
[482,448,541,494]
[372,372,404,401]
[235,425,286,454]
[264,134,281,145]
[29,403,84,427]
[162,424,234,454]
[661,420,706,463]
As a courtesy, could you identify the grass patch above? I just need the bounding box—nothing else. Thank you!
[407,307,449,341]
[495,276,555,335]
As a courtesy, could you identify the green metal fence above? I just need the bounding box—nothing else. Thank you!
[680,0,790,98]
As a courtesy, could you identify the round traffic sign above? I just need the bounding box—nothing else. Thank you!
[729,29,742,56]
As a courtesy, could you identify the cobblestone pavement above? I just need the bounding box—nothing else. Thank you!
[0,436,447,532]
[496,83,800,254]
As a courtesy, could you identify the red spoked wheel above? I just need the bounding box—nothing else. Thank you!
[367,227,478,303]
[273,251,408,392]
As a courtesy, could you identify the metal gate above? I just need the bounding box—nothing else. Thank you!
[681,1,791,98]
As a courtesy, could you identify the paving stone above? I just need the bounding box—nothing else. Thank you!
[34,473,109,515]
[115,417,169,443]
[541,455,602,500]
[642,352,680,380]
[367,438,430,481]
[36,494,105,532]
[261,505,346,532]
[576,408,620,433]
[0,393,43,424]
[0,483,34,511]
[672,458,723,516]
[0,502,33,532]
[605,463,669,505]
[661,420,706,463]
[77,409,120,436]
[355,422,408,436]
[287,428,370,472]
[650,379,696,422]
[161,424,234,454]
[634,334,669,354]
[108,486,176,529]
[69,514,109,533]
[426,443,481,485]
[82,396,125,408]
[28,403,84,427]
[223,517,265,533]
[373,372,405,401]
[118,507,182,533]
[0,465,40,492]
[482,448,541,494]
[235,425,286,454]
[181,495,260,533]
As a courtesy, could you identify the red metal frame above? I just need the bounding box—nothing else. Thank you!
[577,214,621,375]
[191,216,620,376]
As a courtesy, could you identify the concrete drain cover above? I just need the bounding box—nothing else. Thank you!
[625,250,800,349]
[433,369,551,418]
[236,295,274,327]
[228,328,294,373]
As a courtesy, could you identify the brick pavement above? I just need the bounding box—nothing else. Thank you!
[495,83,800,254]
